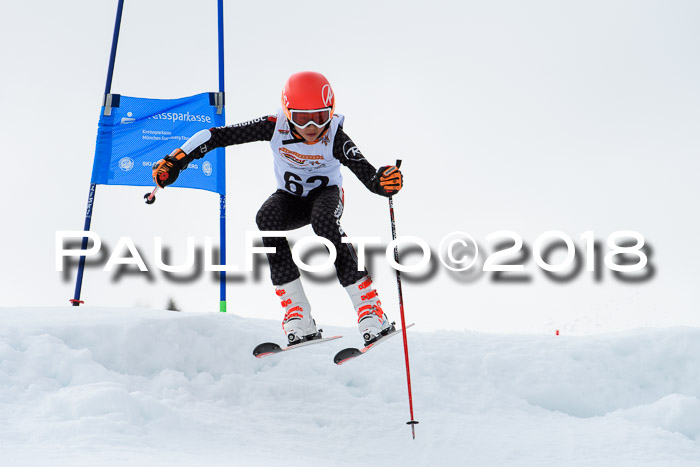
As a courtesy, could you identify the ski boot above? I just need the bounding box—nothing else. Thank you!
[276,278,321,345]
[345,275,394,346]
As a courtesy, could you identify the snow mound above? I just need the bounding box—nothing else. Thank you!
[476,329,700,418]
[613,394,700,442]
[1,307,699,466]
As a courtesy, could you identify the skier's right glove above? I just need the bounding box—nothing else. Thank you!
[152,148,188,188]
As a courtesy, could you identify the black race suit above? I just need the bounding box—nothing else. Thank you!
[185,116,387,286]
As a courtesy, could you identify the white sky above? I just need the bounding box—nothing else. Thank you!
[1,0,699,334]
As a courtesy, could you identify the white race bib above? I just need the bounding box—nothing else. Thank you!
[269,108,344,197]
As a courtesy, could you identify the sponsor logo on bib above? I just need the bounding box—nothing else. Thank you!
[279,147,323,166]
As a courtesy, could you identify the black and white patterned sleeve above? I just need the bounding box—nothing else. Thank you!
[180,115,277,159]
[333,127,384,195]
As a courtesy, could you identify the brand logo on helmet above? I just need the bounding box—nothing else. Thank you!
[321,84,333,107]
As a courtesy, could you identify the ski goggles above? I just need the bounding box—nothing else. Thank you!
[289,108,332,129]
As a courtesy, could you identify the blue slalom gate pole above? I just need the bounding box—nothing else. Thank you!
[104,0,125,96]
[217,0,227,312]
[219,195,227,312]
[70,184,96,305]
[217,0,225,94]
[71,0,125,306]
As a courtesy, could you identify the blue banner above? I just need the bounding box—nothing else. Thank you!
[91,93,225,195]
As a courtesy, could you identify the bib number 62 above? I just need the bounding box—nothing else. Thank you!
[284,171,329,196]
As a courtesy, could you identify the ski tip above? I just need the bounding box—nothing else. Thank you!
[333,347,361,365]
[254,352,275,358]
[253,342,282,358]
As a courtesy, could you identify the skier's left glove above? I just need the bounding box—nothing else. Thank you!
[372,165,403,196]
[152,148,188,188]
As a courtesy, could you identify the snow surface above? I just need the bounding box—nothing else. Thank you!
[1,307,700,466]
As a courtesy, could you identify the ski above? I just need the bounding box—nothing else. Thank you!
[253,334,342,358]
[333,323,414,365]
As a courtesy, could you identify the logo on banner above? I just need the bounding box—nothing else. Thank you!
[150,111,212,123]
[119,157,134,171]
[120,112,136,125]
[202,161,213,176]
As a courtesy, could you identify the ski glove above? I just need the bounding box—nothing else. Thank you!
[152,148,188,188]
[373,165,403,196]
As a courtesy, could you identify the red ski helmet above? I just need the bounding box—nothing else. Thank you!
[281,71,335,123]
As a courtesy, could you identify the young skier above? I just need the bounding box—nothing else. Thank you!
[152,71,403,345]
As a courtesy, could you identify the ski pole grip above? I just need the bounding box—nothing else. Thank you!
[396,159,402,168]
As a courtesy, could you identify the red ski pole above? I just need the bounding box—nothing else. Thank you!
[388,159,419,439]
